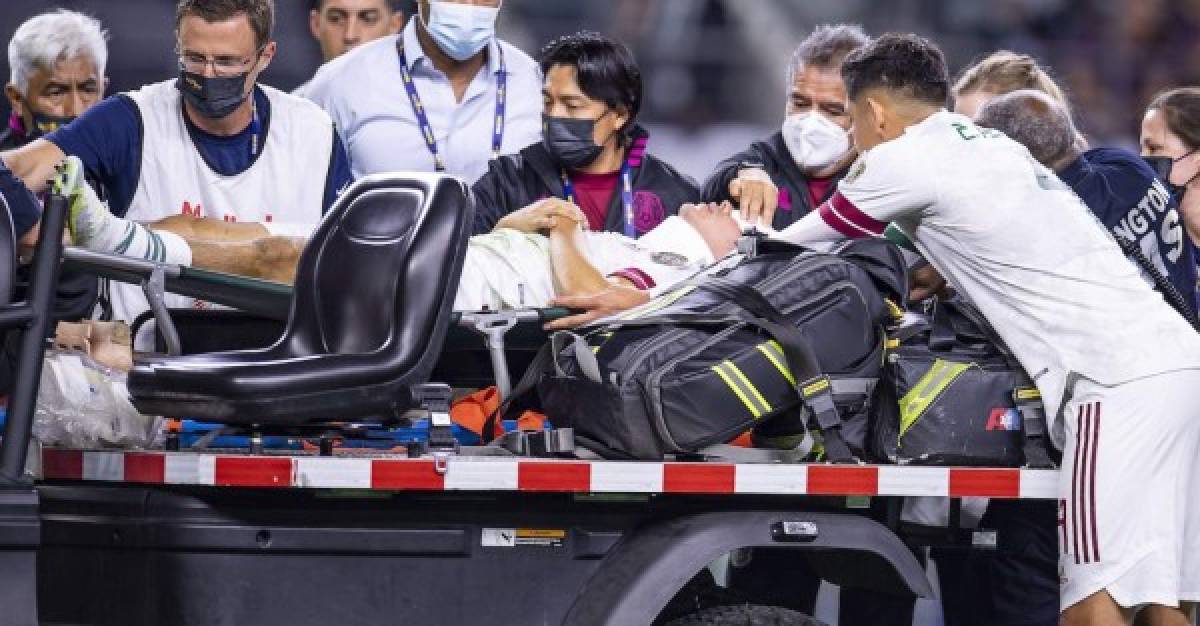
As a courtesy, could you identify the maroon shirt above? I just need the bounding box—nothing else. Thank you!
[568,170,621,231]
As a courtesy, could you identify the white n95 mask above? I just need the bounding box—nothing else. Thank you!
[424,1,501,61]
[782,112,850,170]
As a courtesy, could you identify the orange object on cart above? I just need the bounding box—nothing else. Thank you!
[451,386,547,437]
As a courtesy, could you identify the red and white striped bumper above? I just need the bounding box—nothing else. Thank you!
[37,448,1059,498]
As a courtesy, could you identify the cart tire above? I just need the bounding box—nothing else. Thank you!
[663,604,827,626]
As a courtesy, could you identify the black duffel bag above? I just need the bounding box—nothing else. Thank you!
[869,297,1056,468]
[496,238,907,461]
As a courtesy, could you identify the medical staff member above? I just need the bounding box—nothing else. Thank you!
[778,34,1200,626]
[305,0,542,183]
[3,10,108,151]
[702,24,868,230]
[1,0,353,334]
[293,0,405,98]
[471,31,699,237]
[1141,87,1200,298]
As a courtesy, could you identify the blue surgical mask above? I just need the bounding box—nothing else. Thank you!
[422,1,500,62]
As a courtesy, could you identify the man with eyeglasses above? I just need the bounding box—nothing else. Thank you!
[0,0,353,342]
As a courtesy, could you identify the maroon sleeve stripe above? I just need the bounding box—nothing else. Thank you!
[609,267,655,290]
[817,191,888,238]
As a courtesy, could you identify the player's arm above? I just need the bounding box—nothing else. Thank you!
[548,216,613,297]
[775,148,934,247]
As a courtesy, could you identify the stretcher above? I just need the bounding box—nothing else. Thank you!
[63,247,566,399]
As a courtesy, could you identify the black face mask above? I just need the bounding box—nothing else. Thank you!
[177,69,250,119]
[543,115,607,170]
[27,111,75,138]
[1145,151,1199,200]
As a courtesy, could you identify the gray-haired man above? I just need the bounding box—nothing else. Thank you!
[2,9,109,151]
[701,23,868,230]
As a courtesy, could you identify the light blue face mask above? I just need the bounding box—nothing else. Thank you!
[423,1,501,61]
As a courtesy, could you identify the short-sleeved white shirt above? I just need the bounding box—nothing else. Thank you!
[453,227,706,312]
[304,20,543,184]
[777,111,1200,430]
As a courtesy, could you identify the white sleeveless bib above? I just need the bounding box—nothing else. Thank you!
[114,80,334,345]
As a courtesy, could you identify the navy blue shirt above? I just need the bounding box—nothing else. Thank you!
[46,86,353,218]
[1058,147,1199,310]
[0,162,42,239]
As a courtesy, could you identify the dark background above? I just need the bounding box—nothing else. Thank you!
[1,0,1197,178]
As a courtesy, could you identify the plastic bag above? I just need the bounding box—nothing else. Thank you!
[33,349,162,448]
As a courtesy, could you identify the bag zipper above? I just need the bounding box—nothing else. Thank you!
[611,256,852,386]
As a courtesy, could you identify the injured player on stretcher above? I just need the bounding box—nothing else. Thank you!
[50,156,749,312]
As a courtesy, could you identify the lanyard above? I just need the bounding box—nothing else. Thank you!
[249,97,261,157]
[560,158,636,238]
[397,40,507,172]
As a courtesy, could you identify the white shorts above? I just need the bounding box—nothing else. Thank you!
[1058,368,1200,610]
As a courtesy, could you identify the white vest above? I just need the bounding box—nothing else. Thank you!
[115,80,334,346]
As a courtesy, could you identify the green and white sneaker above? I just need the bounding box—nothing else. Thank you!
[49,156,110,248]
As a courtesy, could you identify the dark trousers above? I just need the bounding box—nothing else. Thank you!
[935,499,1060,626]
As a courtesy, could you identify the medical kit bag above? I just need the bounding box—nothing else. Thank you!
[505,237,908,461]
[869,297,1055,467]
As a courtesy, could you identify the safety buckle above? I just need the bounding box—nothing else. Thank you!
[736,232,764,259]
[798,375,838,426]
[413,383,458,455]
[1012,386,1042,407]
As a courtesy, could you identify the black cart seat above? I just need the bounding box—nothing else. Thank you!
[127,172,473,425]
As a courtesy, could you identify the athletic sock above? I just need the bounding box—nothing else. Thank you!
[51,156,192,266]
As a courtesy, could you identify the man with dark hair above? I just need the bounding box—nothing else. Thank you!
[294,0,405,98]
[978,90,1198,318]
[308,0,404,62]
[470,31,699,239]
[702,24,868,230]
[776,33,1200,626]
[0,0,353,346]
[305,0,542,183]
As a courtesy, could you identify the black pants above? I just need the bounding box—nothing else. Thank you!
[935,499,1060,626]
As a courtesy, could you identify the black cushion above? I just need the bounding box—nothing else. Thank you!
[127,173,474,425]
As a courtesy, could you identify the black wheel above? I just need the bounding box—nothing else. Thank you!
[663,604,828,626]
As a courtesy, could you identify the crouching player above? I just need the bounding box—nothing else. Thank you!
[775,33,1200,625]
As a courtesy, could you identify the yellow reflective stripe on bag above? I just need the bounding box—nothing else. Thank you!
[898,359,971,435]
[756,340,796,386]
[711,360,772,418]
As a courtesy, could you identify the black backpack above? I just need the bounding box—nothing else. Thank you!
[499,238,907,461]
[869,297,1057,468]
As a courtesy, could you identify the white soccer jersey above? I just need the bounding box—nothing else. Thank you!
[777,110,1200,436]
[453,223,706,312]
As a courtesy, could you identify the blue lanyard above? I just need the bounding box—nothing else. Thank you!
[397,40,507,172]
[560,158,637,238]
[249,98,260,157]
